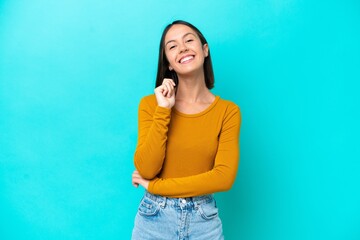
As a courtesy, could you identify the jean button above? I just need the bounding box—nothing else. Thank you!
[182,199,186,204]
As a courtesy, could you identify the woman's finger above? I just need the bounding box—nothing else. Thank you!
[132,170,149,190]
[163,78,175,86]
[162,79,175,91]
[162,84,169,97]
[132,170,140,187]
[165,81,175,96]
[162,85,170,97]
[164,82,173,97]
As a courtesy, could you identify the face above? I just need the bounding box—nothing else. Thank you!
[164,24,209,76]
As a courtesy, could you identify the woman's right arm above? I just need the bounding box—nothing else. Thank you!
[134,79,176,179]
[133,97,171,179]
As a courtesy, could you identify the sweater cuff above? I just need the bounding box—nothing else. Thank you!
[148,179,157,194]
[155,105,172,114]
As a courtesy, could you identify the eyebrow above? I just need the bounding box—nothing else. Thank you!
[165,32,196,46]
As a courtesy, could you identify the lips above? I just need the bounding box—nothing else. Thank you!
[179,55,195,64]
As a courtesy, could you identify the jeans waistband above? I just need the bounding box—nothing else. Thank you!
[144,191,213,208]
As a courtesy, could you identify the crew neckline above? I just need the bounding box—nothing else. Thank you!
[173,96,220,118]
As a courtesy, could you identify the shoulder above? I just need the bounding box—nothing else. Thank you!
[217,97,241,114]
[216,97,242,125]
[139,94,157,109]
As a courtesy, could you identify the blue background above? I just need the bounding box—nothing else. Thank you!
[1,0,359,239]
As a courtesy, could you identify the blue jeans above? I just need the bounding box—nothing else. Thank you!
[131,191,224,240]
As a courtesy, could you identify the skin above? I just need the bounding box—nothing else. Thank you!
[132,24,215,189]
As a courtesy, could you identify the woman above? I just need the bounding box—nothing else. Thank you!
[131,20,241,240]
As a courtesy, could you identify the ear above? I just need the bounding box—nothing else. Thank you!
[203,44,209,57]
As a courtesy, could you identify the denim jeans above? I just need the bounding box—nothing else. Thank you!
[131,191,224,240]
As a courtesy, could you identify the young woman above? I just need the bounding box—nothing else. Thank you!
[131,20,241,240]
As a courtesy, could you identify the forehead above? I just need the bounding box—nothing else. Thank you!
[165,24,198,42]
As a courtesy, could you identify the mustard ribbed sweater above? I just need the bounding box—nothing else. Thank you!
[134,94,241,198]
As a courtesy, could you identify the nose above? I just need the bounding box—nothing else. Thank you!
[178,42,188,54]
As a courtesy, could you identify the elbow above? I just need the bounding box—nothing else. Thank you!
[217,172,236,192]
[134,161,157,180]
[209,168,237,192]
[137,167,158,180]
[134,154,159,179]
[221,179,234,191]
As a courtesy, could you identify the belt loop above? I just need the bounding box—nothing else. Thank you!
[193,199,198,210]
[159,196,167,208]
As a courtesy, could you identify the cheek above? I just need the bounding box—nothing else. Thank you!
[165,52,177,64]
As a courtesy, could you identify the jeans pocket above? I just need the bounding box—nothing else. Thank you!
[198,199,219,220]
[138,197,160,217]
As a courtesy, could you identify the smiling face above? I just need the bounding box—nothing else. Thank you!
[164,24,209,77]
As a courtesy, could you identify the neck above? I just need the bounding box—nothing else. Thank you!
[175,71,212,103]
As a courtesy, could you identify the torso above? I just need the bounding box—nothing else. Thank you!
[138,94,239,179]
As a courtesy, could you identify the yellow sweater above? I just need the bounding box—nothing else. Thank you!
[134,94,241,198]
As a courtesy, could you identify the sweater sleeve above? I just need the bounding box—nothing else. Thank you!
[147,105,241,198]
[134,96,172,179]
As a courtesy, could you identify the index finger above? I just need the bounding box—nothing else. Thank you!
[163,78,176,86]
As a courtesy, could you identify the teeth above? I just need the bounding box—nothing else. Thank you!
[180,56,194,63]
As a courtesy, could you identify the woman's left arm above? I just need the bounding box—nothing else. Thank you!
[145,106,241,198]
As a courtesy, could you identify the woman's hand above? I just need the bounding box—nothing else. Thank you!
[154,78,176,109]
[132,170,150,190]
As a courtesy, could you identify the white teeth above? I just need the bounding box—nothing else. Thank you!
[180,56,194,63]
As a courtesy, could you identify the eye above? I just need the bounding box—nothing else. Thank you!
[169,45,177,50]
[186,39,194,43]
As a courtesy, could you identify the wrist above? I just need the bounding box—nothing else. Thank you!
[147,179,156,194]
[158,104,171,109]
[157,104,172,110]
